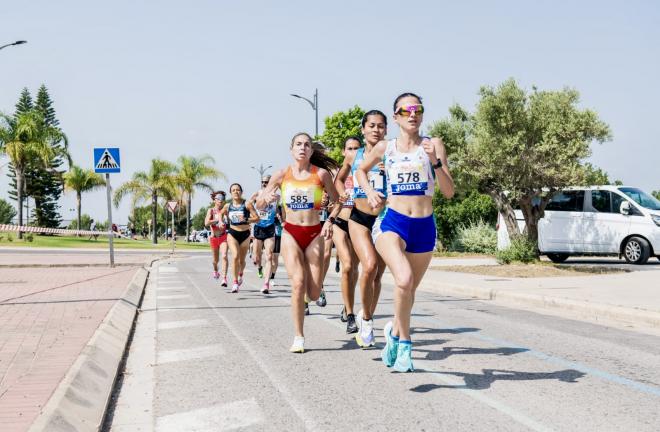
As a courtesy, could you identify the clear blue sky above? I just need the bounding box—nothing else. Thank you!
[2,0,659,224]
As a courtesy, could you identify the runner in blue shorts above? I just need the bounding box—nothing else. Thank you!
[355,93,455,372]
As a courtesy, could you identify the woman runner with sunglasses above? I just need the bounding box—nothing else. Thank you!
[331,136,362,334]
[204,191,229,286]
[219,183,259,293]
[256,132,341,353]
[356,93,454,371]
[336,110,389,348]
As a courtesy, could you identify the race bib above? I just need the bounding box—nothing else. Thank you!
[390,163,427,195]
[285,188,314,210]
[258,205,274,221]
[355,170,385,197]
[228,210,246,224]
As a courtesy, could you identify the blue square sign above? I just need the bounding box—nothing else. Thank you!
[94,148,121,173]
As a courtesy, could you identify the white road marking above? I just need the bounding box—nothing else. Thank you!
[157,305,197,311]
[184,272,322,431]
[158,319,209,330]
[156,398,263,432]
[157,344,223,364]
[158,267,179,273]
[157,294,191,300]
[156,286,185,291]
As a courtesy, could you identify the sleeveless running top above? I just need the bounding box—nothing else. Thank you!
[342,175,354,208]
[210,207,226,236]
[227,201,250,226]
[352,147,387,199]
[280,166,324,211]
[384,138,435,197]
[256,195,278,227]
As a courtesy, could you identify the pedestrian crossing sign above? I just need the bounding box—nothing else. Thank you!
[94,148,121,173]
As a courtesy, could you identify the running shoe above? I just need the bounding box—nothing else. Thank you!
[231,282,239,293]
[261,282,270,294]
[258,266,263,278]
[238,274,243,286]
[335,259,340,273]
[393,341,414,372]
[304,300,310,316]
[289,336,305,353]
[346,313,358,334]
[316,289,327,307]
[212,271,219,279]
[355,317,375,348]
[221,276,228,287]
[339,306,348,322]
[270,273,275,280]
[381,321,399,367]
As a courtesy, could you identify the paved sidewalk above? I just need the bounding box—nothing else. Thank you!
[0,264,145,431]
[0,252,154,267]
[405,262,660,334]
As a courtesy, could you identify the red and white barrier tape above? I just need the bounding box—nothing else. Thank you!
[0,224,117,237]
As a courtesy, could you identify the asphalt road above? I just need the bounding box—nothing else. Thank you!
[105,256,660,432]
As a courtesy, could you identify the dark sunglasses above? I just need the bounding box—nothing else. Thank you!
[395,104,424,117]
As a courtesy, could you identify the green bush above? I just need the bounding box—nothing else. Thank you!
[24,233,34,242]
[496,236,538,264]
[452,220,496,254]
[434,191,497,251]
[6,232,14,242]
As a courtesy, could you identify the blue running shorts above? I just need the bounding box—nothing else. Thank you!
[372,207,436,253]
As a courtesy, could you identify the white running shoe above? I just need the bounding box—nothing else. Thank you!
[356,317,375,348]
[231,283,239,293]
[289,336,305,353]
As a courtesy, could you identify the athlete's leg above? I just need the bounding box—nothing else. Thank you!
[254,238,264,268]
[304,235,326,302]
[238,237,250,277]
[333,228,356,315]
[349,220,380,320]
[281,231,306,337]
[220,241,229,278]
[371,255,387,317]
[376,232,414,340]
[262,237,275,285]
[227,235,241,282]
[211,247,219,273]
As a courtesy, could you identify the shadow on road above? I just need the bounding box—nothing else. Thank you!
[410,368,585,391]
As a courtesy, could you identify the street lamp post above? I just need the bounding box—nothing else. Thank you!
[290,88,319,137]
[0,40,27,51]
[251,163,273,185]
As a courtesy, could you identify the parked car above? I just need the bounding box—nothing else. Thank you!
[497,186,660,264]
[193,229,210,243]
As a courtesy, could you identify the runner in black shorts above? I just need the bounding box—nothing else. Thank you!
[249,175,279,294]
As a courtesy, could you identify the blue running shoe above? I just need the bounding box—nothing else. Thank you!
[393,341,414,372]
[381,321,399,367]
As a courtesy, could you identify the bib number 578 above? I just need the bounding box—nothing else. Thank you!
[397,172,420,183]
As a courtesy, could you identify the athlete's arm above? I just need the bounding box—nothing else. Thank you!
[256,169,284,210]
[246,200,260,224]
[356,140,387,208]
[319,168,341,239]
[204,208,214,227]
[333,153,354,199]
[424,137,455,199]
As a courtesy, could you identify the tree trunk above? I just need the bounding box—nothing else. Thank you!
[490,192,519,240]
[186,195,191,243]
[151,192,158,244]
[16,171,24,239]
[518,195,542,257]
[76,192,82,237]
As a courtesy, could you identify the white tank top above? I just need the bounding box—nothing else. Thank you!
[384,138,435,197]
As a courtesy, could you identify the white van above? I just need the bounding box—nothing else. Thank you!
[497,186,660,264]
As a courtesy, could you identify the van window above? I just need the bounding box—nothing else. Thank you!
[618,187,660,211]
[545,191,585,211]
[591,190,611,212]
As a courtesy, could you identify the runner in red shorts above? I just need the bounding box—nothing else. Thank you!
[205,191,229,287]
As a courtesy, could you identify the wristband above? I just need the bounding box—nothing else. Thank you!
[327,216,336,225]
[433,159,443,169]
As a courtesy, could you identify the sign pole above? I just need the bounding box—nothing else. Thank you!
[171,208,175,254]
[105,173,115,267]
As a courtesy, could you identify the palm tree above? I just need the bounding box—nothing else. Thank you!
[176,155,225,242]
[114,158,176,244]
[63,165,105,235]
[0,111,68,238]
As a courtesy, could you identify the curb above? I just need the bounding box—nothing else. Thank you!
[28,261,153,432]
[0,263,145,268]
[383,273,660,329]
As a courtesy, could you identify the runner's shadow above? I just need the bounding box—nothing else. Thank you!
[419,346,528,361]
[412,327,480,335]
[410,368,585,392]
[304,339,359,352]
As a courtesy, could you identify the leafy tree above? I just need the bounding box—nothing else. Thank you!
[0,198,17,224]
[433,190,497,249]
[429,79,611,247]
[63,165,106,236]
[67,213,92,230]
[113,159,176,244]
[7,86,68,228]
[191,204,212,231]
[315,105,365,163]
[175,155,224,242]
[0,111,68,238]
[653,191,660,201]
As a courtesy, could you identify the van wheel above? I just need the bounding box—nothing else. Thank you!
[547,253,569,263]
[623,236,650,264]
